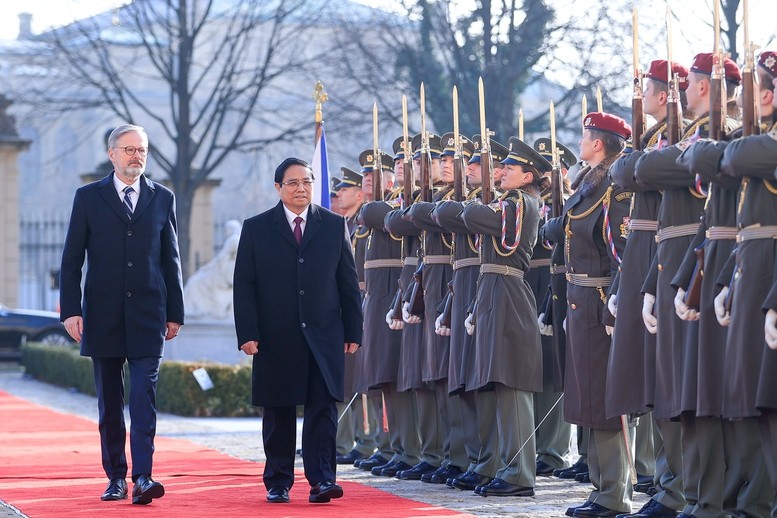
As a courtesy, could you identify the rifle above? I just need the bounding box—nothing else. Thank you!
[549,101,563,219]
[478,77,494,204]
[741,0,759,136]
[683,240,706,310]
[665,6,681,145]
[709,1,726,141]
[632,6,645,151]
[402,95,414,208]
[439,281,454,329]
[390,279,403,321]
[408,263,425,318]
[372,102,384,202]
[419,83,432,203]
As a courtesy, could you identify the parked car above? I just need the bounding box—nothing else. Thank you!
[0,303,74,360]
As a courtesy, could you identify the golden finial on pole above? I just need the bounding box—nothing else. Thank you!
[313,81,329,124]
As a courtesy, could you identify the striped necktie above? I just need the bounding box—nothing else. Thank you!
[123,186,134,220]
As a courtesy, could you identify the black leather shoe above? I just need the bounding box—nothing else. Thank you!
[573,502,621,517]
[676,514,696,517]
[633,473,655,494]
[423,464,462,484]
[566,501,593,517]
[575,471,591,483]
[478,478,534,497]
[452,471,492,491]
[309,480,344,503]
[356,453,390,471]
[131,475,164,505]
[555,460,588,479]
[266,487,290,503]
[536,460,556,476]
[100,478,127,501]
[615,499,679,518]
[378,460,412,477]
[396,461,437,480]
[336,449,365,465]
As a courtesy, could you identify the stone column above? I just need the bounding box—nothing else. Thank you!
[0,95,31,307]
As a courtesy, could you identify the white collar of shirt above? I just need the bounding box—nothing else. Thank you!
[113,174,141,206]
[283,204,310,233]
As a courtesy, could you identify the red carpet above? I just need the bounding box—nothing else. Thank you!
[0,391,470,517]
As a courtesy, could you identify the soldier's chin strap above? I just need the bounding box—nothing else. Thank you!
[337,392,360,423]
[504,392,564,469]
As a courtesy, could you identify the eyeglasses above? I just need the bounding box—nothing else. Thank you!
[280,178,314,189]
[115,146,149,157]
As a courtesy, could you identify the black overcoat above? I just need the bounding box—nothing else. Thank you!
[60,172,184,358]
[233,202,363,407]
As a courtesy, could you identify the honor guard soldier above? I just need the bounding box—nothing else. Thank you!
[709,50,777,517]
[607,59,690,504]
[460,137,550,497]
[633,53,741,518]
[531,138,576,478]
[544,112,634,517]
[334,167,379,465]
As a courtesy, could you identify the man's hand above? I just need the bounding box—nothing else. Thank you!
[538,314,553,336]
[386,308,404,330]
[607,294,618,318]
[63,316,83,343]
[674,288,699,321]
[344,342,359,354]
[642,293,658,335]
[165,322,182,341]
[240,340,259,355]
[464,312,475,336]
[765,309,777,350]
[714,286,731,327]
[403,301,421,324]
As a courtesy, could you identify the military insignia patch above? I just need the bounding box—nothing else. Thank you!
[614,192,632,202]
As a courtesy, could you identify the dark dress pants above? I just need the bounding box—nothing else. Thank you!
[262,352,337,490]
[92,356,160,481]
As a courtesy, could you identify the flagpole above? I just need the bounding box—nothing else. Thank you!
[312,81,330,208]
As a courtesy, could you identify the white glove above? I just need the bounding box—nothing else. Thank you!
[642,293,658,335]
[674,288,699,321]
[538,314,553,336]
[562,317,567,333]
[403,301,421,324]
[607,294,618,318]
[464,312,475,336]
[434,313,451,336]
[605,325,614,336]
[386,308,404,330]
[765,309,777,350]
[714,286,730,327]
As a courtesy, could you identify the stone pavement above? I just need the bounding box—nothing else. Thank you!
[0,364,651,517]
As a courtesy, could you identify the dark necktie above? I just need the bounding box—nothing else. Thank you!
[293,216,303,245]
[123,186,134,220]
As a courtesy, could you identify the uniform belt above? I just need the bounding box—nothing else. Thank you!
[655,223,700,243]
[737,225,777,242]
[423,254,452,265]
[403,257,418,266]
[364,259,403,269]
[705,226,738,241]
[550,265,568,275]
[529,258,552,268]
[358,281,366,291]
[628,219,658,232]
[480,263,525,279]
[565,273,612,288]
[453,257,480,270]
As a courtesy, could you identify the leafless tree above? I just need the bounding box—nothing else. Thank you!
[18,0,329,278]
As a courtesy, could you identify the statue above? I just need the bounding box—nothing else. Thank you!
[183,220,242,321]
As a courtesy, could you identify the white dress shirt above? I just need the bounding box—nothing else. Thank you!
[113,174,141,211]
[283,204,310,235]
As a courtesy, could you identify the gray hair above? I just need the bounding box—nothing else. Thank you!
[107,124,147,149]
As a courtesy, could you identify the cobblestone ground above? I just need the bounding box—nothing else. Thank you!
[0,364,651,517]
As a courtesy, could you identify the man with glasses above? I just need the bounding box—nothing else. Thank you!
[60,123,184,505]
[233,157,363,504]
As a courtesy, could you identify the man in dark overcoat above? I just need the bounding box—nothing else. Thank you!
[233,157,362,505]
[60,123,184,505]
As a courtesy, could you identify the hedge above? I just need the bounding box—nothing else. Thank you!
[21,342,259,417]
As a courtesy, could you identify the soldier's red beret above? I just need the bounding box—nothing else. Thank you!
[759,51,777,78]
[646,59,690,91]
[583,112,632,141]
[690,53,742,84]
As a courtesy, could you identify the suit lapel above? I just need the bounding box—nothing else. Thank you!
[132,175,156,221]
[273,201,300,249]
[98,172,131,223]
[300,204,321,250]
